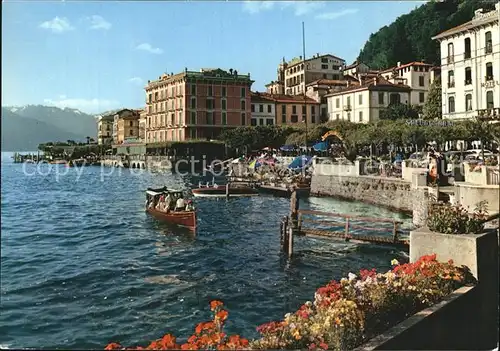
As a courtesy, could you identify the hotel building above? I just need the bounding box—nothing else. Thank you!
[266,54,346,96]
[325,76,411,123]
[97,113,114,145]
[144,68,253,143]
[432,3,499,120]
[112,109,141,145]
[250,92,276,126]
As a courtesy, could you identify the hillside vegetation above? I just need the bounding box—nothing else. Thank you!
[357,0,496,69]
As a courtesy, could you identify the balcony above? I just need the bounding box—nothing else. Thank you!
[448,81,455,88]
[343,105,352,111]
[464,79,472,85]
[485,75,494,81]
[464,52,471,59]
[447,56,454,64]
[477,108,500,121]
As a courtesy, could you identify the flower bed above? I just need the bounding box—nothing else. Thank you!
[104,255,475,351]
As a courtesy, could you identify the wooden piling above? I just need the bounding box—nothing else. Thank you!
[287,225,294,258]
[344,217,350,241]
[225,182,230,199]
[392,222,399,242]
[290,190,299,233]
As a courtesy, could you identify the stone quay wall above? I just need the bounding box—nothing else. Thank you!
[311,174,414,214]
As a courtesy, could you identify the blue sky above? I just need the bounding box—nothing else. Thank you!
[2,1,424,114]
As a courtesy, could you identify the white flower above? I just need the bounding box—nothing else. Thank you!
[305,301,312,307]
[285,313,291,319]
[348,272,357,281]
[391,259,400,266]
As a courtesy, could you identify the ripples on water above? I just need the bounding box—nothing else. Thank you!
[0,160,411,348]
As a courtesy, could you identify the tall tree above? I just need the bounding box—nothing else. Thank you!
[423,77,442,120]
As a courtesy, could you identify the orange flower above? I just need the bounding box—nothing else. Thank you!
[215,310,229,321]
[104,343,122,350]
[210,300,224,311]
[181,343,198,350]
[195,321,215,335]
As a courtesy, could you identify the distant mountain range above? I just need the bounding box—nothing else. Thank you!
[1,105,99,151]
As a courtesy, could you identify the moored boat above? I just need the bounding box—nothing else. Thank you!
[258,183,311,198]
[192,182,259,198]
[145,187,197,229]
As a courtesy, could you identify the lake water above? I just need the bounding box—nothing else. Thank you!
[0,154,411,348]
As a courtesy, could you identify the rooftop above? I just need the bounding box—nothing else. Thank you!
[379,61,433,74]
[432,4,499,40]
[251,92,318,104]
[325,76,411,97]
[146,68,253,89]
[306,79,352,87]
[286,53,345,69]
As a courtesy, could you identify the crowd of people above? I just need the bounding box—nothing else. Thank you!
[146,193,195,212]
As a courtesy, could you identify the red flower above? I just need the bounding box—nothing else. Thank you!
[215,310,229,322]
[104,343,122,350]
[210,300,224,311]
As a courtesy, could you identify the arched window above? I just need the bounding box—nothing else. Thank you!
[485,31,492,54]
[448,70,455,87]
[448,96,455,113]
[465,94,472,111]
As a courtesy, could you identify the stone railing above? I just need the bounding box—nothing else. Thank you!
[464,163,500,185]
[401,160,427,182]
[312,159,361,176]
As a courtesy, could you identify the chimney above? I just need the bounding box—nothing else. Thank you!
[397,61,401,67]
[347,81,350,87]
[474,8,483,18]
[373,77,377,86]
[358,75,362,85]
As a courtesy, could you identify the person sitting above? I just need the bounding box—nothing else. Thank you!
[185,200,194,211]
[175,195,186,211]
[156,195,164,210]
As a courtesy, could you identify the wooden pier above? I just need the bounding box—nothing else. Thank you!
[280,191,410,257]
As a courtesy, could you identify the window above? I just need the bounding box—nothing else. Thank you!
[222,99,227,110]
[222,112,227,125]
[448,70,455,88]
[358,111,363,122]
[190,129,196,139]
[336,98,340,108]
[222,87,227,97]
[419,76,425,87]
[465,67,472,85]
[241,100,246,110]
[311,106,315,115]
[241,113,246,125]
[448,96,455,113]
[321,57,328,63]
[358,94,363,105]
[282,114,286,123]
[419,92,425,103]
[130,129,134,136]
[347,112,351,121]
[207,111,214,125]
[190,111,196,124]
[241,87,245,97]
[129,121,133,126]
[486,91,494,109]
[486,63,493,80]
[485,31,492,54]
[292,105,297,114]
[190,84,196,95]
[336,114,340,120]
[208,85,213,96]
[259,104,264,113]
[378,92,384,105]
[266,119,274,125]
[251,119,257,126]
[251,104,255,112]
[190,97,196,109]
[267,105,272,113]
[282,105,286,114]
[302,105,306,115]
[291,115,298,123]
[447,43,454,63]
[148,94,152,103]
[465,94,473,111]
[389,93,400,105]
[347,97,351,106]
[321,64,328,69]
[206,99,214,110]
[464,38,471,59]
[259,119,264,126]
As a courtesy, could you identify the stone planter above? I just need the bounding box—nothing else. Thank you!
[356,228,498,350]
[410,228,498,350]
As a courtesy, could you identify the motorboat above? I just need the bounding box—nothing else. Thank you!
[145,187,197,229]
[191,181,259,198]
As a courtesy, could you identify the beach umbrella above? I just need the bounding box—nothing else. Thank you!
[313,141,329,152]
[288,155,313,170]
[280,145,294,151]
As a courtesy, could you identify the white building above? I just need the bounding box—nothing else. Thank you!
[342,61,370,77]
[282,54,346,95]
[380,61,435,106]
[250,92,275,126]
[325,77,411,123]
[432,3,500,120]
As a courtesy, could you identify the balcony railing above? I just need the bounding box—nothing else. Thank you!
[448,81,455,88]
[465,79,472,85]
[464,52,471,59]
[485,75,494,81]
[447,56,454,64]
[477,108,500,121]
[343,105,352,111]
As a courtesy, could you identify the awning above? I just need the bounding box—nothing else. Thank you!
[280,145,295,151]
[313,141,329,151]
